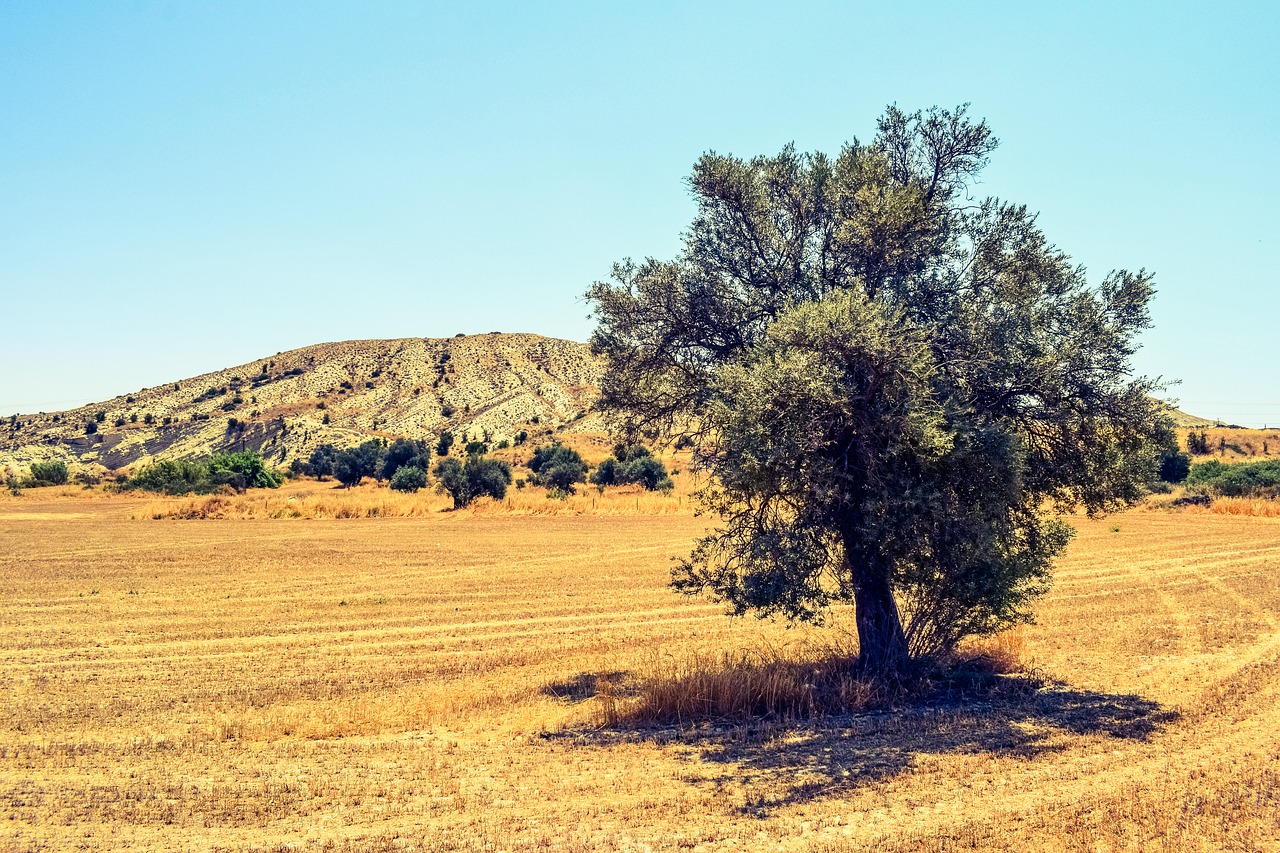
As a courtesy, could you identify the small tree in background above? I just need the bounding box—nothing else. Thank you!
[382,438,432,481]
[307,444,338,479]
[434,455,512,508]
[436,430,455,457]
[390,465,427,492]
[592,445,673,492]
[528,443,587,494]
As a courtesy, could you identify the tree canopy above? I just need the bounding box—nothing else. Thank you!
[587,105,1170,680]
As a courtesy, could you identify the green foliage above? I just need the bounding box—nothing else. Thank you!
[590,445,673,491]
[436,430,455,457]
[126,452,283,495]
[464,440,489,456]
[389,465,427,492]
[94,410,105,423]
[1157,449,1192,484]
[381,438,432,481]
[333,440,385,488]
[528,444,587,493]
[1186,430,1210,455]
[306,444,339,479]
[587,105,1169,677]
[27,460,69,486]
[514,430,528,445]
[84,421,97,435]
[433,455,512,508]
[208,451,283,489]
[1185,460,1280,498]
[127,459,216,495]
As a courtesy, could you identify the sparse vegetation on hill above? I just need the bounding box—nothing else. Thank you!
[0,334,604,473]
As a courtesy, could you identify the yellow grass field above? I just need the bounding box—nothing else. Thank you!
[3,487,1280,851]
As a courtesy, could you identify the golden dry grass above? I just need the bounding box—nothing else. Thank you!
[1178,426,1280,461]
[3,490,1280,851]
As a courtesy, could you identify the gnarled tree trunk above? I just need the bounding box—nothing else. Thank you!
[846,543,910,680]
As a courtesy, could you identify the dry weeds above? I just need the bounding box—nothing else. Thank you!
[3,492,1280,851]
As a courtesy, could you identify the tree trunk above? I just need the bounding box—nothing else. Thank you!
[848,549,910,681]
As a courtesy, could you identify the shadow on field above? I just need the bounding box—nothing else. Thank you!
[549,672,1178,814]
[702,682,1178,813]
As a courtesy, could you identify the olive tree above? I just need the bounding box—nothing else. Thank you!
[587,105,1169,680]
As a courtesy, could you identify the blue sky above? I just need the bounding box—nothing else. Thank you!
[2,1,1277,424]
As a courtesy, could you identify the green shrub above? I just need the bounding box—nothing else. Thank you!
[381,438,432,481]
[590,445,672,491]
[1185,459,1280,498]
[436,430,455,457]
[209,451,283,489]
[85,421,98,435]
[127,452,282,495]
[434,455,512,508]
[528,443,587,494]
[127,459,215,495]
[27,460,69,486]
[390,465,427,492]
[1157,449,1191,484]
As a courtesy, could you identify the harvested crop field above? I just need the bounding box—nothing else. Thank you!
[3,489,1279,851]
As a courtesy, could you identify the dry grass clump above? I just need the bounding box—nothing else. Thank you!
[134,489,449,519]
[1206,496,1280,518]
[1144,492,1280,518]
[604,629,1030,727]
[603,644,875,726]
[950,627,1028,674]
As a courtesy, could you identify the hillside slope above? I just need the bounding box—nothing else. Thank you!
[2,334,602,473]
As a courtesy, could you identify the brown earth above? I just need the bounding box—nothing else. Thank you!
[2,487,1278,851]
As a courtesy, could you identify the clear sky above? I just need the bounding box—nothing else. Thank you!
[2,1,1277,424]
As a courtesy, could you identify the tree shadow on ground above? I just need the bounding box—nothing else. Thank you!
[547,671,1179,815]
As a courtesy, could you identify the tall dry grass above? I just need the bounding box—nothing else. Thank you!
[602,629,1030,727]
[1145,492,1280,518]
[1205,496,1280,518]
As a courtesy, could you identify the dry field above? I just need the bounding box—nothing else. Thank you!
[1179,427,1280,461]
[3,487,1280,851]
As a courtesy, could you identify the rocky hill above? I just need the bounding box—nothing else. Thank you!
[1,334,603,474]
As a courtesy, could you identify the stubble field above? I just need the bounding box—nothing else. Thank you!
[2,487,1279,851]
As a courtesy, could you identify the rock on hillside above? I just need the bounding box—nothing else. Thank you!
[1,334,603,473]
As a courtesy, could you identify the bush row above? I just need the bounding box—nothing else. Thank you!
[1185,459,1280,498]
